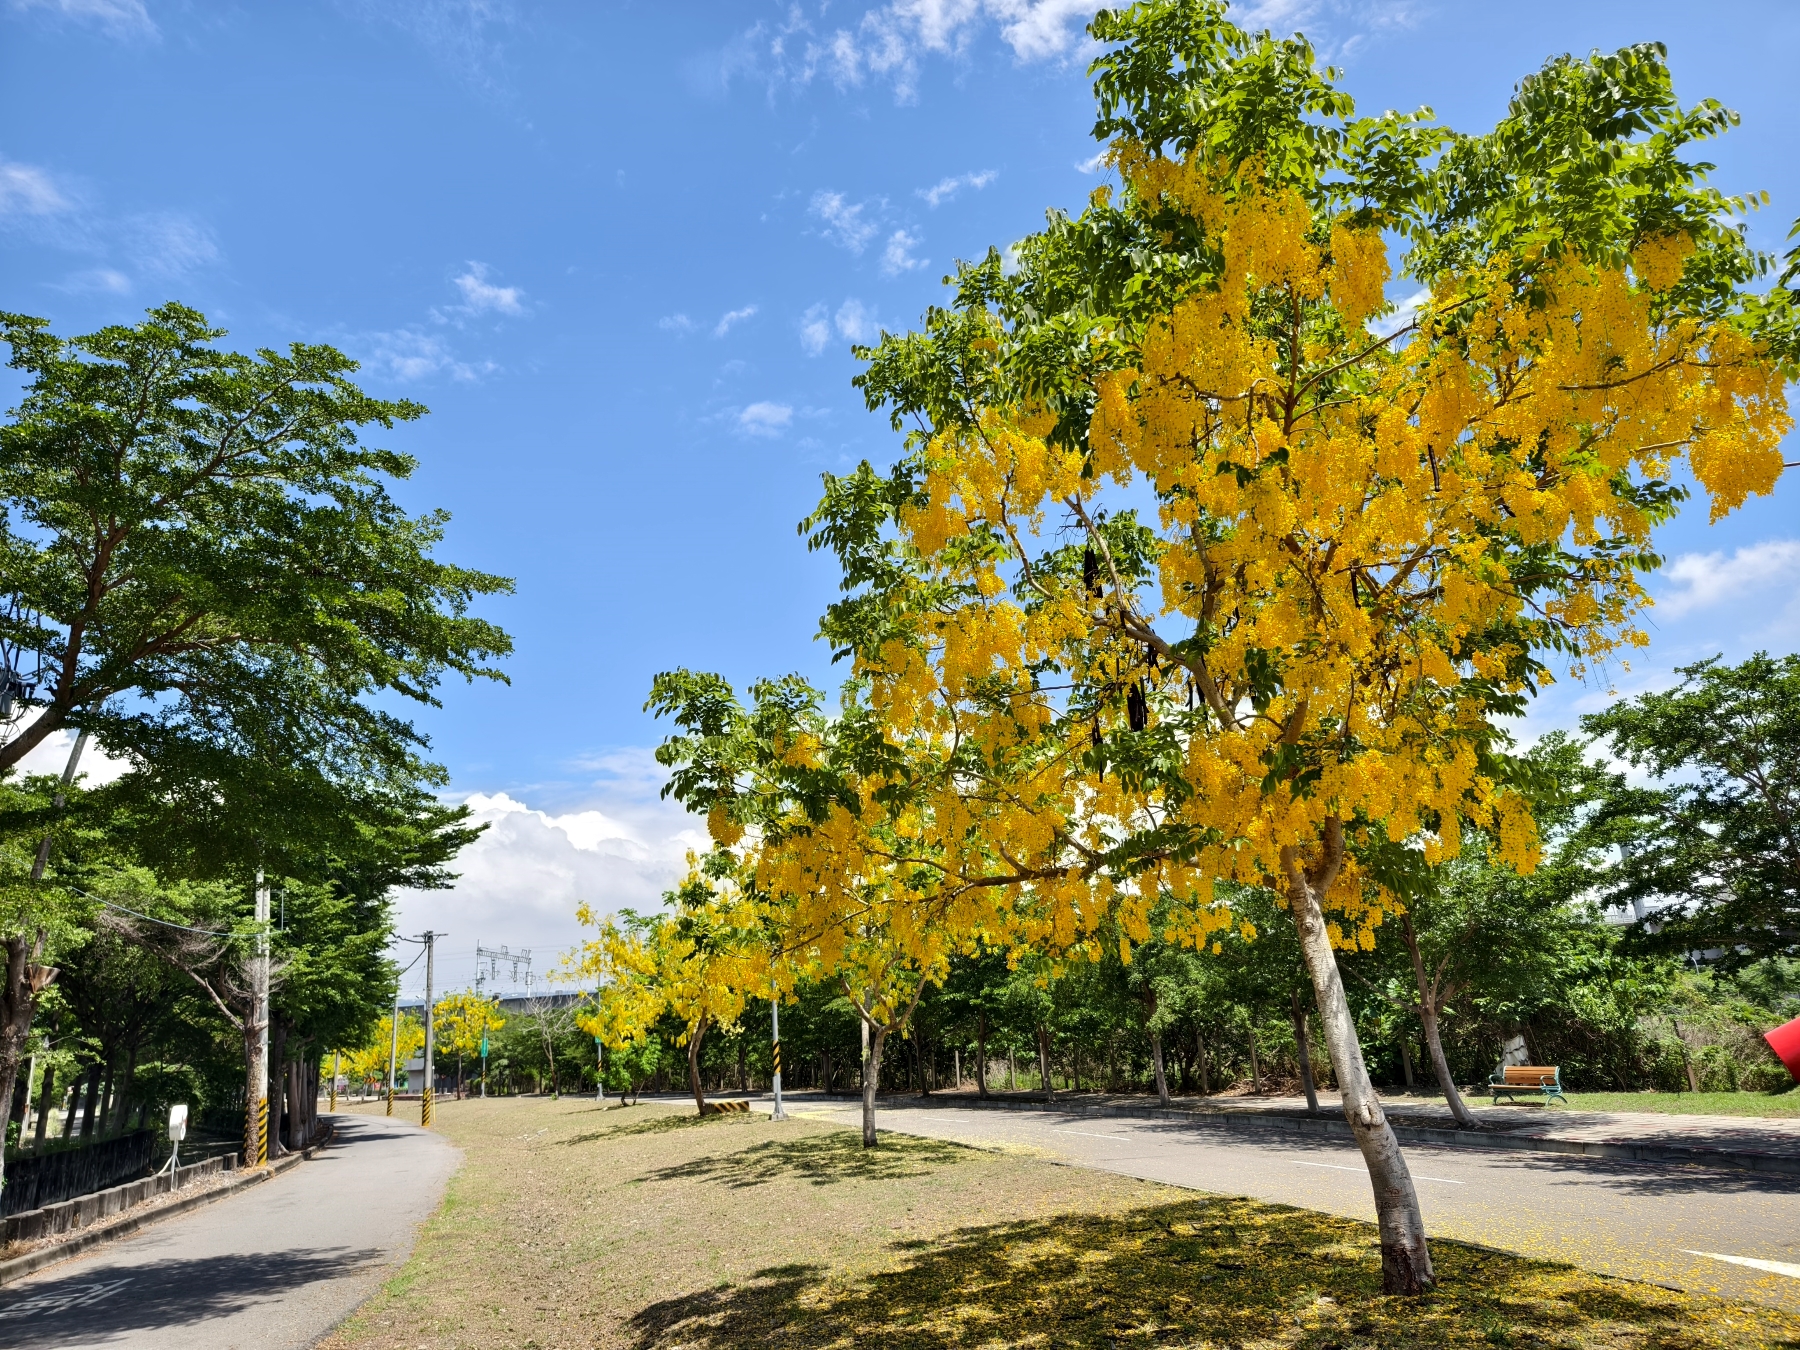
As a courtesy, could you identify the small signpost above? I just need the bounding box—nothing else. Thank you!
[165,1103,188,1174]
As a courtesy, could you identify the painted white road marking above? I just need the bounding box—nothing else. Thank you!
[1051,1128,1131,1141]
[1684,1250,1800,1280]
[1293,1160,1462,1184]
[0,1279,134,1319]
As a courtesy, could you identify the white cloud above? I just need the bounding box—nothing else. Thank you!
[452,260,525,315]
[7,724,131,787]
[800,297,880,355]
[1372,288,1429,339]
[712,304,758,338]
[122,211,219,279]
[1074,150,1109,174]
[389,771,708,997]
[659,313,695,334]
[799,303,832,356]
[704,0,1413,104]
[55,267,131,294]
[986,0,1094,61]
[351,0,518,99]
[1655,540,1800,620]
[10,0,156,39]
[0,156,73,217]
[918,168,996,208]
[359,328,492,383]
[881,227,926,275]
[835,297,876,342]
[810,190,880,254]
[738,401,794,435]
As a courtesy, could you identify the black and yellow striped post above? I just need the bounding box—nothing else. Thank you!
[421,1082,433,1128]
[771,999,787,1121]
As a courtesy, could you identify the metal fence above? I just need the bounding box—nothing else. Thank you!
[1,1130,156,1217]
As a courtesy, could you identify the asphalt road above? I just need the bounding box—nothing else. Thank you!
[779,1097,1800,1311]
[0,1113,457,1349]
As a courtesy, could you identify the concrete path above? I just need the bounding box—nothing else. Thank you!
[0,1114,457,1349]
[771,1095,1800,1312]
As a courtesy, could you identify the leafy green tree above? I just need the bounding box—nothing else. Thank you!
[1581,653,1800,961]
[0,302,512,1155]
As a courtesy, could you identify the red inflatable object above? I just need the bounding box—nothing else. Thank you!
[1765,1016,1800,1082]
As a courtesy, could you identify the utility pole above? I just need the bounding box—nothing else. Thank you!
[421,931,437,1128]
[385,985,401,1117]
[248,868,270,1167]
[771,1000,786,1121]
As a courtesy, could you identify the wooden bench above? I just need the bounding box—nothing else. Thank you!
[1488,1065,1567,1106]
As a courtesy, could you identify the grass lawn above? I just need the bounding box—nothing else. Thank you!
[1558,1091,1800,1118]
[320,1095,1800,1350]
[1382,1089,1800,1118]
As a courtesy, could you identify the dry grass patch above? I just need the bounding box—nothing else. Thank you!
[320,1096,1800,1350]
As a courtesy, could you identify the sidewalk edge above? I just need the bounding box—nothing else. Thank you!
[0,1123,338,1288]
[794,1094,1800,1178]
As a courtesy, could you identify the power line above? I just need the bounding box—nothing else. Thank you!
[87,892,248,939]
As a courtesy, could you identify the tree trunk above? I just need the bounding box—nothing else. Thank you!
[737,1038,747,1092]
[687,1016,710,1115]
[1036,1025,1055,1102]
[1149,1028,1171,1106]
[975,1014,989,1098]
[79,1061,102,1138]
[1248,1026,1262,1093]
[269,1023,288,1157]
[1291,987,1320,1114]
[0,934,46,1170]
[288,1060,304,1151]
[860,1020,887,1147]
[1400,1037,1415,1090]
[32,1065,55,1149]
[1196,1030,1210,1095]
[1401,915,1479,1129]
[111,1046,140,1136]
[1419,1002,1479,1128]
[916,1034,930,1095]
[1283,831,1433,1294]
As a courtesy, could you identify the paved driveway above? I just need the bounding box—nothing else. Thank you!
[0,1113,457,1349]
[775,1096,1800,1311]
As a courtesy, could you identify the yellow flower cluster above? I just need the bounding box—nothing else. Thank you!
[804,149,1787,968]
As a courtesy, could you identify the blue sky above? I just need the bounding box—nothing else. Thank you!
[3,0,1796,994]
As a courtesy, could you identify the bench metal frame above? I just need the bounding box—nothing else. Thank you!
[1488,1065,1567,1107]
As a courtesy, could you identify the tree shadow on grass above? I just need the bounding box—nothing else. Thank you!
[626,1197,1800,1349]
[638,1131,974,1189]
[560,1111,767,1146]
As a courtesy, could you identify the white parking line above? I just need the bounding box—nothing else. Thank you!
[1293,1160,1463,1184]
[1051,1127,1131,1140]
[1683,1250,1800,1280]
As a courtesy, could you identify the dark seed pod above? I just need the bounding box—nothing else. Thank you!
[1082,545,1100,596]
[1127,681,1148,732]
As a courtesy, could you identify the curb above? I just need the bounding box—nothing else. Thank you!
[0,1124,337,1288]
[885,1094,1800,1179]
